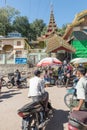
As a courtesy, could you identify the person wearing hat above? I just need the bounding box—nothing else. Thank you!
[28,69,49,111]
[72,66,87,111]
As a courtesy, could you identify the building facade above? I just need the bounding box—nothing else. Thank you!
[0,33,30,64]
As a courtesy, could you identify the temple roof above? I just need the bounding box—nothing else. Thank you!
[47,7,58,33]
[37,6,58,41]
[46,34,75,53]
[63,10,87,40]
[37,7,75,53]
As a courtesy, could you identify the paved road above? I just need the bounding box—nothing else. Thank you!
[0,85,69,130]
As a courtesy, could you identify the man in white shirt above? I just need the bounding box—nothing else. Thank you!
[72,66,87,111]
[28,69,48,105]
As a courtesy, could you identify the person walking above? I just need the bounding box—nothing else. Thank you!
[72,66,87,111]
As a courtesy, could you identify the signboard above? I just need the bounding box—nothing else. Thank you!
[15,58,27,64]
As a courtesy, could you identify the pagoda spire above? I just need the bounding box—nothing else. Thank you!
[47,5,58,33]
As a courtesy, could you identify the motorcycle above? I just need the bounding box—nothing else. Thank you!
[7,73,27,89]
[17,100,53,130]
[0,75,8,88]
[68,110,87,130]
[55,73,65,87]
[1,76,7,86]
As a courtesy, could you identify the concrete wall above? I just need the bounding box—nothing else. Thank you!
[28,52,47,64]
[0,64,28,75]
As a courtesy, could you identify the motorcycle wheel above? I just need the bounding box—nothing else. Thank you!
[7,81,13,89]
[22,118,29,130]
[22,118,43,130]
[21,82,27,88]
[1,80,7,86]
[56,79,64,87]
[64,93,77,108]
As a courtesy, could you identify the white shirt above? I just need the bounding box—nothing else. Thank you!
[76,77,87,100]
[28,76,45,97]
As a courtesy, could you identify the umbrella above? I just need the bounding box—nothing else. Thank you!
[74,58,87,64]
[37,57,62,67]
[70,58,82,64]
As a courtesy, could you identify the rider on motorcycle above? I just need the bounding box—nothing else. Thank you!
[15,69,21,88]
[18,70,53,130]
[28,69,49,111]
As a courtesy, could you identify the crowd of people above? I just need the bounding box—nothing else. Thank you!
[0,59,87,112]
[38,59,73,87]
[28,59,87,112]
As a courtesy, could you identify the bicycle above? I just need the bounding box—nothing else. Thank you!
[64,87,78,109]
[64,77,79,109]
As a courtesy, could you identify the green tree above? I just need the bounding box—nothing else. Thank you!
[13,16,30,38]
[30,19,46,40]
[0,6,20,35]
[41,26,47,35]
[58,24,67,36]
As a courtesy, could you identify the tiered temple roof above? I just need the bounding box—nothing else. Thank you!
[37,7,75,53]
[38,7,58,41]
[47,8,57,33]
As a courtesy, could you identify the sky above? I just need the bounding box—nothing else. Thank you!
[0,0,87,28]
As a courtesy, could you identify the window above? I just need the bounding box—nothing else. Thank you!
[16,51,22,58]
[17,41,21,46]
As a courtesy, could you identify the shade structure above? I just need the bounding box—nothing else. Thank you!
[70,58,82,63]
[37,57,62,67]
[74,58,87,64]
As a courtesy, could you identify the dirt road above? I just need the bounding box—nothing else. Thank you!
[0,85,69,130]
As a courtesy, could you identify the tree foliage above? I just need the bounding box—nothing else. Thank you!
[58,24,67,36]
[41,26,47,35]
[0,6,20,35]
[13,16,30,37]
[0,6,67,41]
[30,19,46,40]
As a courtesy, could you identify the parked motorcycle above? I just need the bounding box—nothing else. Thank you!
[17,100,53,130]
[68,110,87,130]
[7,73,27,89]
[1,76,7,86]
[55,73,65,87]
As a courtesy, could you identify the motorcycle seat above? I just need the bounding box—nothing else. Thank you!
[18,101,44,114]
[69,110,87,125]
